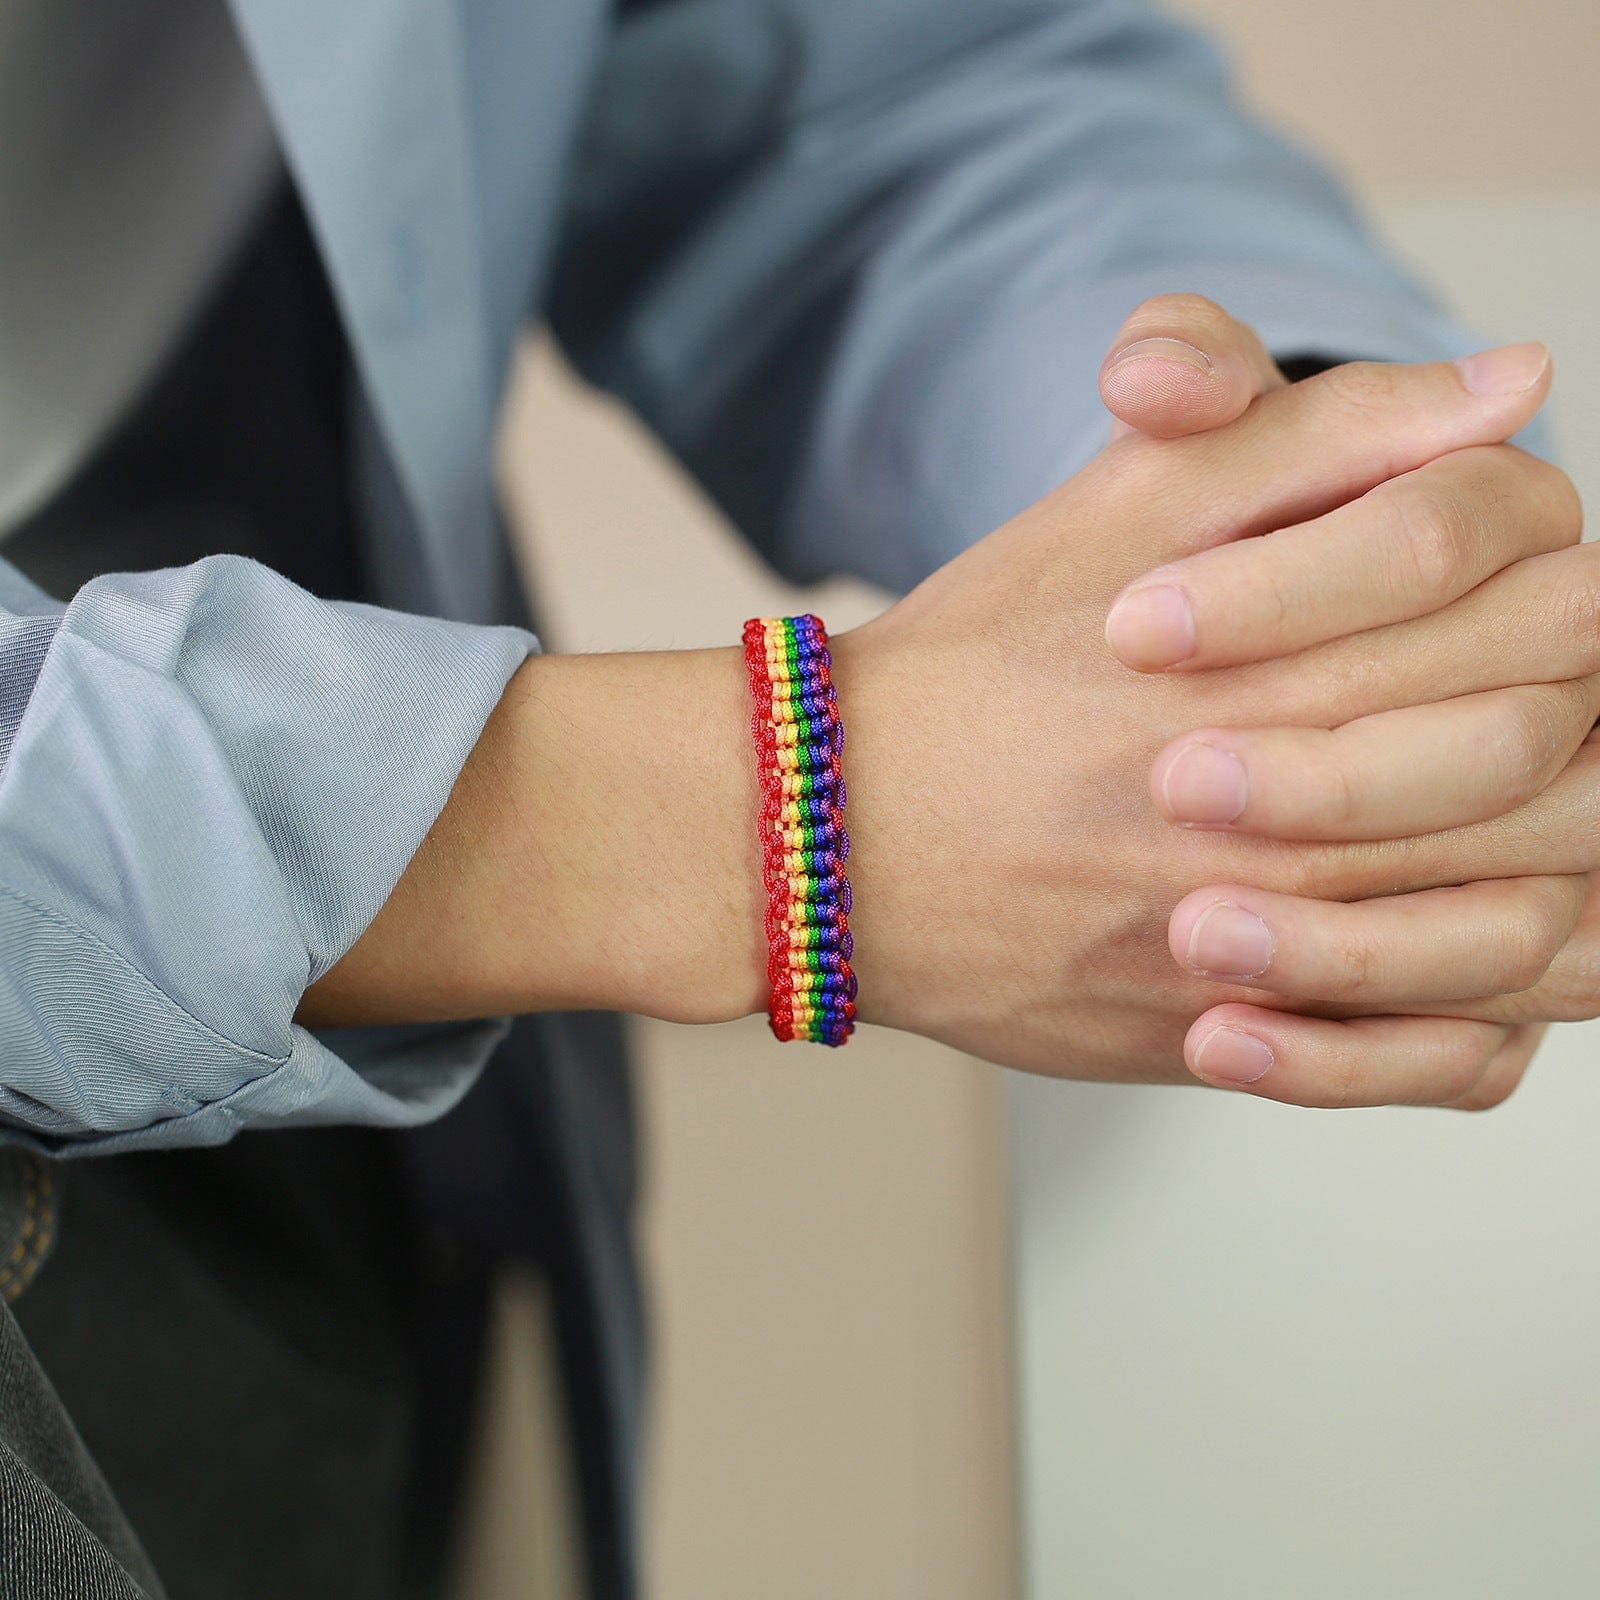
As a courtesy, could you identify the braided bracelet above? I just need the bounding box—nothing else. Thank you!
[741,615,857,1046]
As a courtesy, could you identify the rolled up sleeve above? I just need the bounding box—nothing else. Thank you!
[0,553,536,1156]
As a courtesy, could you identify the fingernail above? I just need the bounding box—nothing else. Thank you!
[1160,742,1248,825]
[1106,336,1213,376]
[1455,341,1549,396]
[1192,1026,1275,1085]
[1187,903,1274,980]
[1105,583,1195,670]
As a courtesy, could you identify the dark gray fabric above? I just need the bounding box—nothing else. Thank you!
[403,1011,642,1600]
[0,1150,163,1600]
[0,1437,155,1600]
[10,1131,431,1600]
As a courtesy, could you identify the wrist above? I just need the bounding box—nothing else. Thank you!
[828,621,920,1037]
[513,646,768,1025]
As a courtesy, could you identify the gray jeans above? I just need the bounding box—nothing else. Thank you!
[0,1149,160,1597]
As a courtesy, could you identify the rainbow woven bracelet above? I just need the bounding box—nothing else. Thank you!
[741,615,857,1046]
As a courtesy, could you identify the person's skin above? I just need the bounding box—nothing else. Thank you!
[1096,295,1591,1106]
[301,319,1597,1113]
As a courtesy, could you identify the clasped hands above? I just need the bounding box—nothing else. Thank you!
[838,296,1596,1109]
[301,294,1595,1114]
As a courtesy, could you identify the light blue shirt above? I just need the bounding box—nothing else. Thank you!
[0,0,1485,1155]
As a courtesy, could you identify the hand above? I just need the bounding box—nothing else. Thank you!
[837,341,1593,1096]
[1095,297,1591,1108]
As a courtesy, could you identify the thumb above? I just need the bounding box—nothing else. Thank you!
[1101,294,1286,441]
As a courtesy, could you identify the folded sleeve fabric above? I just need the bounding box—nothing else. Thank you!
[550,0,1495,596]
[0,554,536,1155]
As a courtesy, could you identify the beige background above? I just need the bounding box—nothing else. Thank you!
[1184,0,1600,184]
[465,3,1600,1597]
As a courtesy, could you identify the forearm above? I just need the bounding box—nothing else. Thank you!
[298,648,768,1030]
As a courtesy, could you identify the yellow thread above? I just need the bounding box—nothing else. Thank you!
[0,1158,54,1304]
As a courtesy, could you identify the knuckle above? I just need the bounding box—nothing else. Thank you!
[1544,932,1600,1023]
[1319,1048,1363,1110]
[1499,895,1570,991]
[1560,555,1600,668]
[1437,1048,1494,1108]
[1320,359,1404,419]
[1251,561,1294,640]
[1562,964,1600,1022]
[1481,800,1576,882]
[1543,980,1596,1025]
[1500,941,1554,996]
[1520,451,1585,544]
[1316,748,1363,834]
[1391,478,1481,597]
[1335,930,1386,998]
[1554,467,1585,543]
[1494,689,1570,803]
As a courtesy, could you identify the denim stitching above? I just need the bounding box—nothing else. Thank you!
[0,1156,55,1303]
